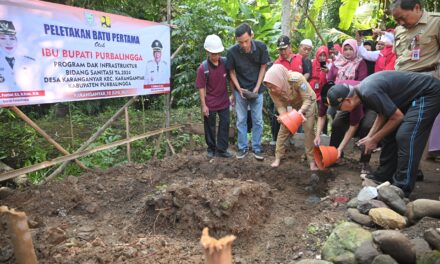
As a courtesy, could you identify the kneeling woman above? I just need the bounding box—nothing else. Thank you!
[264,64,318,170]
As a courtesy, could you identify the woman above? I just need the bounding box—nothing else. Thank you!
[263,64,318,170]
[356,31,396,72]
[309,46,330,103]
[328,39,368,83]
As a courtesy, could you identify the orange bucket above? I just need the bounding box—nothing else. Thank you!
[314,146,338,170]
[279,109,304,134]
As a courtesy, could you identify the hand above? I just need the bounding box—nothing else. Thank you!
[314,135,321,146]
[229,95,235,107]
[252,87,259,94]
[337,148,343,160]
[357,136,377,154]
[297,110,307,122]
[237,88,244,98]
[201,104,209,117]
[321,67,328,73]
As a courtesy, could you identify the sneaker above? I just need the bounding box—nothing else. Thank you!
[365,174,386,184]
[236,149,248,159]
[207,150,215,159]
[253,151,264,161]
[216,151,232,158]
[269,140,277,146]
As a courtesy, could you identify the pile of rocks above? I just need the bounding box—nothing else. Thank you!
[295,180,440,264]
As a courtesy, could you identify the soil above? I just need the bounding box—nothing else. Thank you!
[1,144,439,263]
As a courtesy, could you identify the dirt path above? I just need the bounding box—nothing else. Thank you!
[1,145,439,263]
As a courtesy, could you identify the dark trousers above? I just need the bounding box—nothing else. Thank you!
[329,109,377,162]
[269,102,280,141]
[204,107,230,154]
[374,95,440,195]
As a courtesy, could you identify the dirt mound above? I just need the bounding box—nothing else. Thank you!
[141,178,272,237]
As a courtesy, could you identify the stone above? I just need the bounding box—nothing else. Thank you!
[333,251,356,264]
[406,199,440,224]
[357,187,378,202]
[416,250,440,264]
[411,238,432,257]
[372,230,415,264]
[347,208,374,227]
[355,241,381,264]
[377,186,407,215]
[369,208,406,229]
[387,185,404,199]
[357,200,389,214]
[371,254,398,264]
[347,198,359,209]
[424,228,440,250]
[321,222,373,263]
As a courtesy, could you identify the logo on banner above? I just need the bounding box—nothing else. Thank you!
[100,16,111,28]
[84,13,95,26]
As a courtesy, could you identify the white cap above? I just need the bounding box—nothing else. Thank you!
[300,39,313,47]
[378,32,394,46]
[204,34,224,53]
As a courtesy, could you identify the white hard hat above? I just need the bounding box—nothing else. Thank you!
[300,39,313,48]
[204,34,224,53]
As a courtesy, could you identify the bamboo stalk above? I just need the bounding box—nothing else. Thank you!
[0,125,183,183]
[125,107,131,162]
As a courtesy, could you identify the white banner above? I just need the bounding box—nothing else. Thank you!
[0,0,170,107]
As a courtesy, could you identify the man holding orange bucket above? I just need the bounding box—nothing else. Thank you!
[326,71,440,197]
[263,64,318,170]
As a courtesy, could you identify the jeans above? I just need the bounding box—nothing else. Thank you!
[235,90,263,152]
[204,107,230,154]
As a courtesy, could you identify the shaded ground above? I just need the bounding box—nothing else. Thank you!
[1,143,439,263]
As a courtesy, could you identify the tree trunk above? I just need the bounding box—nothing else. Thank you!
[281,0,291,36]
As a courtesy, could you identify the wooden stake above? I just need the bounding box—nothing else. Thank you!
[125,107,131,162]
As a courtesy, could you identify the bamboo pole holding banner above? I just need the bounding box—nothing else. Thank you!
[10,106,88,171]
[164,0,172,156]
[44,96,138,182]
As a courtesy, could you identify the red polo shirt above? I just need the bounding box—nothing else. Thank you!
[274,54,304,73]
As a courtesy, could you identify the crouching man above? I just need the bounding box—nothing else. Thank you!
[326,71,440,197]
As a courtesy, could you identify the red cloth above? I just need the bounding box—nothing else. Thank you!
[309,46,329,101]
[274,53,304,73]
[374,46,396,72]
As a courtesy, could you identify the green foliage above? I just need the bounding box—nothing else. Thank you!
[79,128,123,169]
[339,0,361,30]
[304,0,325,39]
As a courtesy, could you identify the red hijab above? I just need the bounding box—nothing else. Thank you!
[310,46,329,101]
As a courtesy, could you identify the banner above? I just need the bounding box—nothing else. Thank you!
[0,0,170,107]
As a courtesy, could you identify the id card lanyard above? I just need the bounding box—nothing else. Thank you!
[411,34,421,61]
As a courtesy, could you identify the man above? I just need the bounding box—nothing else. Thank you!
[227,23,270,160]
[145,39,170,85]
[392,0,440,77]
[326,71,440,197]
[0,20,35,91]
[298,39,313,80]
[195,35,232,159]
[391,0,440,165]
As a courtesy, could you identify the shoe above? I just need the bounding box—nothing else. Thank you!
[216,151,232,158]
[207,150,215,159]
[365,174,385,184]
[236,149,248,159]
[253,151,264,161]
[269,140,276,146]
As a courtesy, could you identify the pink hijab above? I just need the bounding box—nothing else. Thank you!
[263,64,292,101]
[333,39,363,81]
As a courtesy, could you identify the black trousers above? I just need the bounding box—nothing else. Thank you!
[204,107,230,153]
[374,95,440,195]
[330,109,377,162]
[269,101,280,141]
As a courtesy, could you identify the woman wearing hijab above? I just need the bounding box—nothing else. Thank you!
[263,64,318,170]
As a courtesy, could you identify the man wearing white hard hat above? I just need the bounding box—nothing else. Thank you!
[356,31,397,72]
[195,34,232,158]
[298,39,313,80]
